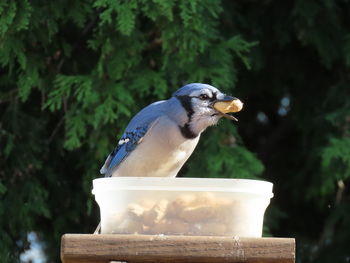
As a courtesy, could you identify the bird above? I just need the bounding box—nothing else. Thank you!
[94,83,242,234]
[100,83,243,178]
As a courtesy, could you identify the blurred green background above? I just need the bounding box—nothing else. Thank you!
[1,0,350,262]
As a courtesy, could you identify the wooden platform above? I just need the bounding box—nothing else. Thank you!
[61,234,295,263]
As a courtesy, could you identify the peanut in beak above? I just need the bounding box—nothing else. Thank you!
[213,99,243,121]
[213,99,243,113]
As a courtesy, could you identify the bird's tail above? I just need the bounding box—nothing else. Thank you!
[93,222,101,234]
[100,154,112,175]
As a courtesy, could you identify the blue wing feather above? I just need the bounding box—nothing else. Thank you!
[101,124,154,177]
[107,146,128,171]
[100,100,165,177]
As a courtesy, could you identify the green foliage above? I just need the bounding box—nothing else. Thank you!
[1,0,350,262]
[318,137,350,196]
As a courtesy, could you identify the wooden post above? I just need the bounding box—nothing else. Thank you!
[61,234,295,263]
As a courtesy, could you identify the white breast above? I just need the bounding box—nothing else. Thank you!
[112,116,200,177]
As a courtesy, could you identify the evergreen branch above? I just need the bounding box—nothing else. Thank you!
[48,116,65,144]
[56,14,99,73]
[0,89,18,104]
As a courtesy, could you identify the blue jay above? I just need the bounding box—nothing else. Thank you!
[100,83,242,177]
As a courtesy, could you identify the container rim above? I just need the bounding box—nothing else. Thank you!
[92,177,274,198]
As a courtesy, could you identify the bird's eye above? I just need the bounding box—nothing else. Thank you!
[199,94,209,100]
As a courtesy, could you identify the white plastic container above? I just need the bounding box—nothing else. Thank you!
[92,177,273,237]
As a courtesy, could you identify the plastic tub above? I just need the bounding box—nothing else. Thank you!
[92,177,273,237]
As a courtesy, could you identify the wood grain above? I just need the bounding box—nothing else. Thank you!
[61,234,295,263]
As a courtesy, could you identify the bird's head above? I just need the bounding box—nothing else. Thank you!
[172,83,243,138]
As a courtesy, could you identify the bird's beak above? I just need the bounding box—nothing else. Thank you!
[212,95,243,121]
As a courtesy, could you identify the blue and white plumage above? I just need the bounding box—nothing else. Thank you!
[100,83,240,177]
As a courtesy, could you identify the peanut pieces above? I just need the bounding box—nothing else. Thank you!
[103,192,237,236]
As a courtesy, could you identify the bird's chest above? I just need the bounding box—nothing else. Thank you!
[148,136,199,176]
[146,124,199,162]
[134,120,200,176]
[114,117,200,177]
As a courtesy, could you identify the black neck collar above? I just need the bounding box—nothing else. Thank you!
[179,123,198,139]
[175,95,198,139]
